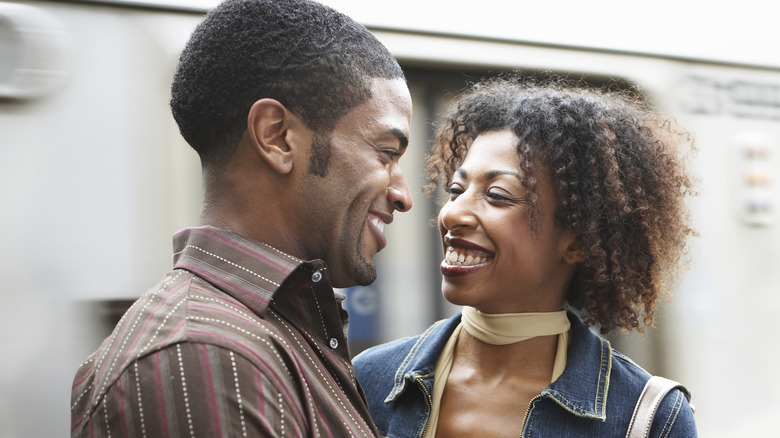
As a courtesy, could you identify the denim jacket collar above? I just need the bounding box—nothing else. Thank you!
[384,317,453,403]
[384,311,612,420]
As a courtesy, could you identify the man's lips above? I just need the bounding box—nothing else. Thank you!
[368,213,388,251]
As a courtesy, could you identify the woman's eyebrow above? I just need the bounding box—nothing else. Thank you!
[455,168,522,181]
[485,169,523,181]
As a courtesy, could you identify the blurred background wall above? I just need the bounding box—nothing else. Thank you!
[1,1,779,436]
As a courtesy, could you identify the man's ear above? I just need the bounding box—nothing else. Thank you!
[246,98,307,175]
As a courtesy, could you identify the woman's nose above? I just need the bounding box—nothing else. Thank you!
[438,192,477,231]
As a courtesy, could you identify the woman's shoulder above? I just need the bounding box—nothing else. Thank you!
[608,350,698,437]
[564,318,696,435]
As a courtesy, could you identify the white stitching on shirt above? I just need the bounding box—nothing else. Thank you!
[101,272,184,394]
[294,318,351,394]
[138,297,188,356]
[311,290,329,340]
[184,245,281,288]
[176,344,195,437]
[185,316,295,382]
[230,351,248,438]
[269,309,366,438]
[189,294,255,321]
[187,293,305,366]
[71,272,183,413]
[279,392,285,437]
[263,310,320,438]
[261,242,302,264]
[102,396,112,438]
[185,314,319,436]
[133,361,147,438]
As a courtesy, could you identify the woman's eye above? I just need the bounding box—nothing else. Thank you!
[445,184,464,199]
[487,190,512,201]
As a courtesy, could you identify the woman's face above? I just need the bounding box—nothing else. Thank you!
[438,129,579,314]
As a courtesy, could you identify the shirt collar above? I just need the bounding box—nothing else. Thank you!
[172,226,304,318]
[386,315,460,403]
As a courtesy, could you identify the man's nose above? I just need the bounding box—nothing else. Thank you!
[388,164,412,212]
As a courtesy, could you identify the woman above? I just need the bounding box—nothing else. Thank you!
[353,76,698,437]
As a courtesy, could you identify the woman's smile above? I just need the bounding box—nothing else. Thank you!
[441,235,494,276]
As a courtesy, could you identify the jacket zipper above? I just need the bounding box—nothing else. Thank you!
[416,376,434,438]
[519,395,542,437]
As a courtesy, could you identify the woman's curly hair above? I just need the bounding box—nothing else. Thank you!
[427,75,697,333]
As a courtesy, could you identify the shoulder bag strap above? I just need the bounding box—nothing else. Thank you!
[625,376,692,438]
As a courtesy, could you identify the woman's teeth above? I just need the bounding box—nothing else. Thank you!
[445,249,488,265]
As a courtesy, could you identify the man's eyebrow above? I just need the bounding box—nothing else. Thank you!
[387,128,409,149]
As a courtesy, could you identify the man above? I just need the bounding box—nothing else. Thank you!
[70,0,413,436]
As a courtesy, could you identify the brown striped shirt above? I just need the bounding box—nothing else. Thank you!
[71,226,380,437]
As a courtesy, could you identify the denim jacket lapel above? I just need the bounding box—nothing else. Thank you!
[384,315,461,403]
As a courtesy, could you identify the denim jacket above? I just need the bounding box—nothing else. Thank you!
[353,312,697,437]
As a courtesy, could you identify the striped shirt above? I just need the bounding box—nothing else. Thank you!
[71,226,380,437]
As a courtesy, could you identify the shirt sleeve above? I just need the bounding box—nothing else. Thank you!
[80,342,310,437]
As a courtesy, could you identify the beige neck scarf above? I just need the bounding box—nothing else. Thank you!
[422,307,571,438]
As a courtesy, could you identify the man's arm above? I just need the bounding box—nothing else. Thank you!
[77,342,308,437]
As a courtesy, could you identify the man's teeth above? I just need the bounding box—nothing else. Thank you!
[369,216,385,234]
[445,249,488,265]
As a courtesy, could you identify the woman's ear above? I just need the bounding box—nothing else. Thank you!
[563,237,586,265]
[246,98,308,175]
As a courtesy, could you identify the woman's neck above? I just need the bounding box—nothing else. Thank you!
[453,329,559,382]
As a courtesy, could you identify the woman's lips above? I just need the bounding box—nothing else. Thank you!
[440,236,493,276]
[440,258,491,277]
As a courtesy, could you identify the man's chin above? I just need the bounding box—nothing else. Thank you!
[353,263,377,287]
[330,261,376,288]
[351,248,378,286]
[352,258,376,286]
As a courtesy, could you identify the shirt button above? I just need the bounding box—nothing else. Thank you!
[311,270,322,283]
[329,338,339,349]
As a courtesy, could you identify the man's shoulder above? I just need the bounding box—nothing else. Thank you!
[167,272,297,358]
[72,269,294,396]
[72,270,306,427]
[183,288,294,358]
